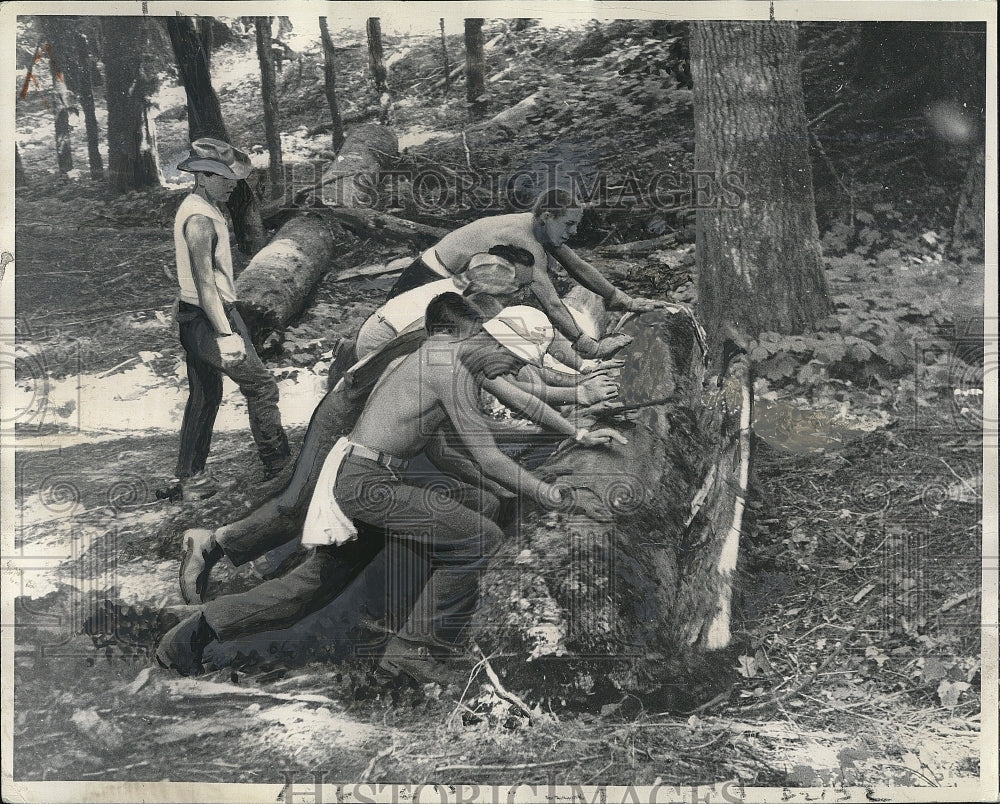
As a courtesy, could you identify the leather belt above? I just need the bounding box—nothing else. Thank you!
[344,442,409,471]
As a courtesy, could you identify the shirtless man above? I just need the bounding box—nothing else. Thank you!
[387,188,667,359]
[156,294,621,683]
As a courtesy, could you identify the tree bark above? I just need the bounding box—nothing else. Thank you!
[366,18,387,95]
[475,308,752,703]
[439,18,452,91]
[255,16,283,199]
[72,31,104,180]
[690,21,831,361]
[318,17,345,153]
[15,145,27,187]
[101,16,162,193]
[464,18,487,114]
[41,40,73,174]
[234,214,339,339]
[166,15,266,255]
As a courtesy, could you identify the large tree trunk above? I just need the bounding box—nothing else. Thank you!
[72,30,104,180]
[464,18,486,115]
[101,17,162,193]
[254,17,283,199]
[366,18,387,95]
[165,15,266,255]
[690,21,831,361]
[476,307,752,704]
[318,17,345,153]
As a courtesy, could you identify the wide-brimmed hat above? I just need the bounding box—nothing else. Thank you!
[483,305,554,366]
[177,137,252,180]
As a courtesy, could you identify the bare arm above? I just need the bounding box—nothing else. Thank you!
[185,215,233,335]
[548,244,617,300]
[433,366,562,507]
[550,244,670,312]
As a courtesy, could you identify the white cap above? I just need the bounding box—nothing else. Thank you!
[483,305,554,366]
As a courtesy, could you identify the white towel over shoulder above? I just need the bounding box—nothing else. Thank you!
[301,437,359,547]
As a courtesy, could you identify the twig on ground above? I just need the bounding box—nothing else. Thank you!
[461,131,473,170]
[734,624,858,714]
[434,754,603,773]
[934,588,979,615]
[360,741,396,782]
[471,643,535,721]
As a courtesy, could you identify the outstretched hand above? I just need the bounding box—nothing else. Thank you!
[552,482,614,522]
[595,333,632,358]
[576,375,619,406]
[582,358,626,375]
[576,427,628,447]
[626,296,670,313]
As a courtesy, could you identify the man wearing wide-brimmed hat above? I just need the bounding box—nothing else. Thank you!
[171,137,290,501]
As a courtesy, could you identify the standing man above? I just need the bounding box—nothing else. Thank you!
[171,138,290,501]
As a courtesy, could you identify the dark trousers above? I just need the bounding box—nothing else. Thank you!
[385,257,445,300]
[175,302,289,479]
[203,452,502,650]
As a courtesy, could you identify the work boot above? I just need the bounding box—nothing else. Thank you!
[179,528,224,604]
[180,471,218,502]
[377,636,468,687]
[154,612,216,677]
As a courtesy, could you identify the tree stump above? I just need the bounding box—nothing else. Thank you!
[474,307,752,705]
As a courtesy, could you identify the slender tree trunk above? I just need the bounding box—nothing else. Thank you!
[690,21,831,360]
[15,145,27,187]
[951,144,985,262]
[165,16,227,140]
[101,16,162,193]
[439,18,452,91]
[255,16,283,199]
[42,41,73,174]
[464,18,486,115]
[73,32,104,180]
[318,17,345,153]
[166,15,266,255]
[366,18,387,95]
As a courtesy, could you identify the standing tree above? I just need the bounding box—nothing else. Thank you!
[690,21,831,360]
[464,18,486,115]
[101,16,163,193]
[37,19,74,175]
[439,18,452,91]
[366,18,387,95]
[71,23,104,180]
[318,17,344,153]
[254,16,283,199]
[166,15,266,254]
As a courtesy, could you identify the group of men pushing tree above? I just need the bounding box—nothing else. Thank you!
[155,137,667,686]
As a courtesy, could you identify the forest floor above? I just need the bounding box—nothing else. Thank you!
[10,19,987,792]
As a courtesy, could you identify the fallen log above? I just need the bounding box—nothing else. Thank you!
[240,124,401,338]
[598,233,678,257]
[319,206,448,247]
[234,213,339,338]
[261,122,398,224]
